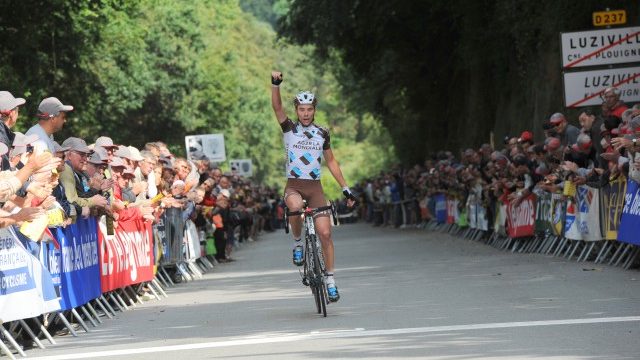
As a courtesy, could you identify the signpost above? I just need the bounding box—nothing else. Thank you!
[563,66,640,107]
[561,22,640,108]
[560,26,640,68]
[592,10,627,27]
[229,159,253,177]
[185,134,226,162]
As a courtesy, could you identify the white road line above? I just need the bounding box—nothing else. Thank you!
[28,316,640,360]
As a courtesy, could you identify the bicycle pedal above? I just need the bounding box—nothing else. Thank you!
[302,277,310,286]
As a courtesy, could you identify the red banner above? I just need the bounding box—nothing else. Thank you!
[506,194,536,238]
[98,218,155,292]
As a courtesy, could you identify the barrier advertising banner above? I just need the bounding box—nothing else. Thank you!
[184,220,201,260]
[435,194,447,224]
[535,192,553,233]
[446,200,459,225]
[494,203,507,237]
[0,228,60,322]
[155,208,184,264]
[618,180,640,245]
[44,218,101,310]
[565,186,603,241]
[507,194,536,238]
[602,177,627,240]
[550,193,566,236]
[98,218,154,292]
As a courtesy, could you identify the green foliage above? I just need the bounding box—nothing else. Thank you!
[280,0,640,162]
[0,0,395,192]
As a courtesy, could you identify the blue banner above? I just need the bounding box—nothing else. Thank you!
[618,180,640,246]
[44,218,101,310]
[435,194,447,224]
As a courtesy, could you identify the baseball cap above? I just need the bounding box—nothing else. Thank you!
[128,146,145,162]
[114,145,132,159]
[88,149,108,165]
[52,141,70,153]
[219,189,231,198]
[571,134,592,152]
[62,137,91,153]
[172,180,185,188]
[38,97,73,118]
[544,137,562,152]
[549,113,565,125]
[109,156,127,168]
[122,167,136,178]
[0,91,25,112]
[95,136,119,149]
[11,132,38,147]
[519,131,533,143]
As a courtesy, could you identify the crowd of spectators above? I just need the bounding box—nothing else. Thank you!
[356,88,640,229]
[0,91,283,264]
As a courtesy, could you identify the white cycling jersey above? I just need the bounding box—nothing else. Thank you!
[280,118,330,180]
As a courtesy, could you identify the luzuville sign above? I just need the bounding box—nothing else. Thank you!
[563,66,640,107]
[561,26,640,68]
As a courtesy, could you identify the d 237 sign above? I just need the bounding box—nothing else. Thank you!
[507,194,536,238]
[98,217,155,292]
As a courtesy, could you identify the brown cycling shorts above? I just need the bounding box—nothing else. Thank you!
[284,179,329,217]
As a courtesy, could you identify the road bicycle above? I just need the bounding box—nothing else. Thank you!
[285,201,337,317]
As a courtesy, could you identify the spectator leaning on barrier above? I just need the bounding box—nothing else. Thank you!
[26,97,73,152]
[0,91,26,169]
[549,112,580,147]
[59,137,108,218]
[601,87,628,119]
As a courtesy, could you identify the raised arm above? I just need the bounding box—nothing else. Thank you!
[271,71,287,124]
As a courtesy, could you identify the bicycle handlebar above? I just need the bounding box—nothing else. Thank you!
[286,205,333,217]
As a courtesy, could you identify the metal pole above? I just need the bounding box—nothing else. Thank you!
[0,327,25,358]
[85,302,103,324]
[17,319,45,349]
[32,317,56,345]
[80,306,98,327]
[55,312,78,337]
[109,292,126,312]
[152,278,169,298]
[71,308,91,333]
[113,292,129,310]
[94,298,114,319]
[0,337,16,359]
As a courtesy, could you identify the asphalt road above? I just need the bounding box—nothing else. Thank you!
[27,223,640,360]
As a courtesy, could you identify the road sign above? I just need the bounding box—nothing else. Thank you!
[561,26,640,68]
[185,134,226,162]
[563,66,640,107]
[592,10,626,27]
[229,159,252,177]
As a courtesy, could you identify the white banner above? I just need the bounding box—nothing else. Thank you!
[563,66,640,107]
[561,27,640,68]
[565,186,603,241]
[184,220,201,261]
[0,228,60,322]
[185,134,226,162]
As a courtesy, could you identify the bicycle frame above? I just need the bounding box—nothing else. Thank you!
[285,202,337,317]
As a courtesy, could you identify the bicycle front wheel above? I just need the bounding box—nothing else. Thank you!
[311,236,327,317]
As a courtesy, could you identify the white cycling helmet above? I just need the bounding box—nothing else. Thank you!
[294,91,317,106]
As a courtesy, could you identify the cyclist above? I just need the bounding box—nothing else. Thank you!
[271,70,356,302]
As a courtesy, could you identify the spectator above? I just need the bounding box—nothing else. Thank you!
[549,112,580,147]
[601,87,628,119]
[59,137,108,218]
[26,97,73,152]
[0,91,26,169]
